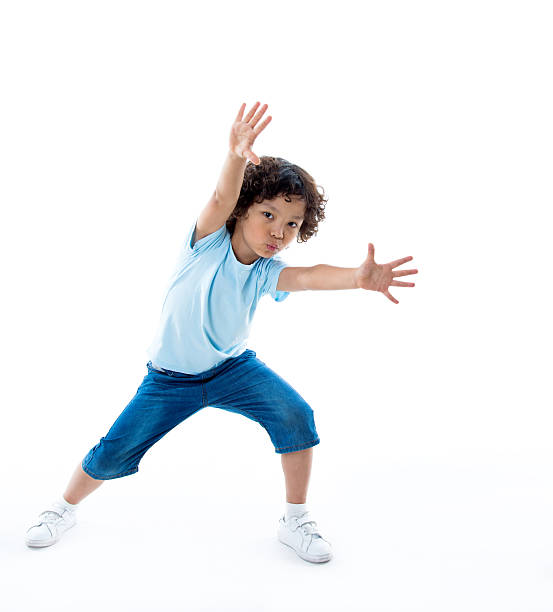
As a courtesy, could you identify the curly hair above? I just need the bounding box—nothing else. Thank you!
[225,156,327,243]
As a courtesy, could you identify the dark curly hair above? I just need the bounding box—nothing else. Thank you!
[225,156,327,243]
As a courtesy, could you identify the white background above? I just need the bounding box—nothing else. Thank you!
[1,1,552,610]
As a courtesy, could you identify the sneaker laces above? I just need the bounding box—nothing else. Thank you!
[38,510,64,524]
[294,512,322,540]
[37,502,71,526]
[28,508,65,537]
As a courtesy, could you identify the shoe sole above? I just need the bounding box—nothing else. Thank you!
[278,534,332,563]
[26,536,59,547]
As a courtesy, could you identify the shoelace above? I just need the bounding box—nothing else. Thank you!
[38,510,64,524]
[292,513,322,539]
[36,502,72,527]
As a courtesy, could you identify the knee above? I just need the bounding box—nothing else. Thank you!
[280,402,315,431]
[82,438,138,479]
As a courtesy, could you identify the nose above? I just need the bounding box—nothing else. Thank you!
[271,226,284,239]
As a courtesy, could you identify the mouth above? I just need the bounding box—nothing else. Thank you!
[266,243,279,252]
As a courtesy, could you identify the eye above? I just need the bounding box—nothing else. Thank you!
[263,212,298,228]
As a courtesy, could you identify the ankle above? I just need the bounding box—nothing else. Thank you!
[285,501,308,520]
[59,495,79,510]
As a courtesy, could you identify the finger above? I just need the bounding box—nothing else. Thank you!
[388,256,413,269]
[235,102,246,123]
[390,280,415,287]
[393,269,418,277]
[244,101,260,123]
[253,115,272,136]
[250,103,268,128]
[383,290,399,304]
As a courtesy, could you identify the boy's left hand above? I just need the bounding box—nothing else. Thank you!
[354,243,418,304]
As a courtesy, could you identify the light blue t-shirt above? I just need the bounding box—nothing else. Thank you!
[146,219,290,374]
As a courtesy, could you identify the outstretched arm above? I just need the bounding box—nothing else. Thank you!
[277,243,418,304]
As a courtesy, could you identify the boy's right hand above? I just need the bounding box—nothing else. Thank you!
[229,101,272,166]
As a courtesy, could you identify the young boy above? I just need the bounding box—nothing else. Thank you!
[25,101,418,563]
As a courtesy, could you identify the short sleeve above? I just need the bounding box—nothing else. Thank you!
[186,219,227,254]
[171,219,228,275]
[262,257,290,302]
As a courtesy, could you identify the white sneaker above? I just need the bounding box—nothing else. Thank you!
[278,511,333,563]
[25,501,77,548]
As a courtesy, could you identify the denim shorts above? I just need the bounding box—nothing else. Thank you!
[81,349,320,480]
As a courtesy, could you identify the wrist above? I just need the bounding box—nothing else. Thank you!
[352,268,361,289]
[228,149,248,164]
[215,150,248,207]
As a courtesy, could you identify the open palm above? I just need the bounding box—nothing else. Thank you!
[229,101,272,165]
[354,243,418,304]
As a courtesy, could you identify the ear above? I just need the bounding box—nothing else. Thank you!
[234,208,248,224]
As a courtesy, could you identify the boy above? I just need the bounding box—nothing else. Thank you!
[25,101,418,563]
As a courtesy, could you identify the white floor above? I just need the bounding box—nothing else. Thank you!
[4,448,553,612]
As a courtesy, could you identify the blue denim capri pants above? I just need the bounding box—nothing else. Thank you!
[81,349,320,480]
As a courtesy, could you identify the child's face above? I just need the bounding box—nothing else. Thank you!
[232,195,306,263]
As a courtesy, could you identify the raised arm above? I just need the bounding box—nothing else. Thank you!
[194,102,272,244]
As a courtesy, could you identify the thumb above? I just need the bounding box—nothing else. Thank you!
[245,150,260,165]
[367,243,375,260]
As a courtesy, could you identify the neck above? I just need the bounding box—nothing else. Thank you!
[231,232,259,265]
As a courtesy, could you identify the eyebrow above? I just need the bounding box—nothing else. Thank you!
[261,203,304,220]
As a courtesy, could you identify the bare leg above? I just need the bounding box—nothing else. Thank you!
[280,447,313,504]
[63,463,104,505]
